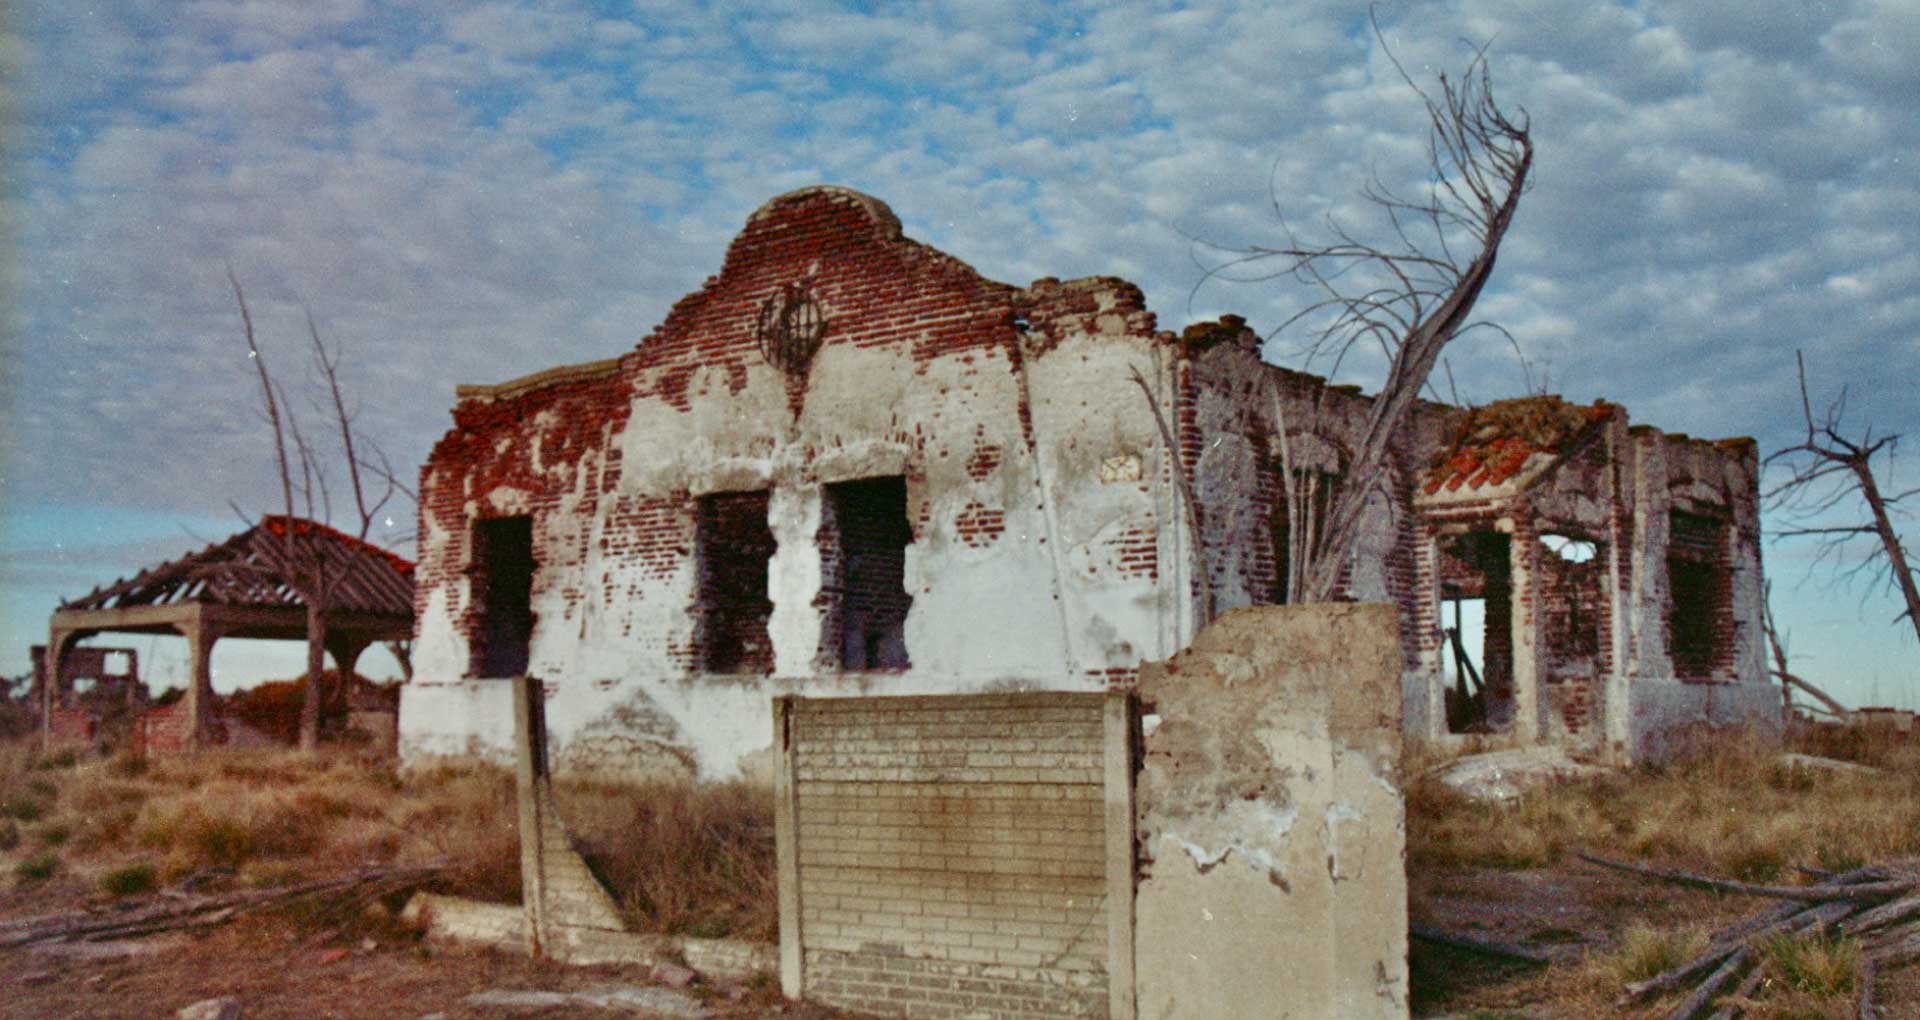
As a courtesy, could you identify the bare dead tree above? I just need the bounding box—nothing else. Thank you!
[1762,580,1850,719]
[1206,35,1532,603]
[1765,350,1920,658]
[230,272,407,749]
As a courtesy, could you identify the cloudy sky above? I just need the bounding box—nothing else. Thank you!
[2,1,1915,706]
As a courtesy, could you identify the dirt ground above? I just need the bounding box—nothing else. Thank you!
[1410,861,1920,1018]
[4,864,1915,1019]
[0,876,811,1020]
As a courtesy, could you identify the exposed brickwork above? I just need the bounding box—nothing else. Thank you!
[415,364,631,666]
[788,694,1109,1020]
[1668,509,1734,682]
[954,501,1007,549]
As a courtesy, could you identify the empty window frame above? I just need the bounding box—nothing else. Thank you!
[1667,511,1732,681]
[1538,534,1605,665]
[695,491,777,675]
[471,516,535,678]
[819,476,913,670]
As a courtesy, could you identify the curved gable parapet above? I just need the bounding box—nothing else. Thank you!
[626,186,1018,405]
[747,185,903,237]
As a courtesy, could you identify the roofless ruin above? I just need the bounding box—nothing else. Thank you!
[399,186,1773,777]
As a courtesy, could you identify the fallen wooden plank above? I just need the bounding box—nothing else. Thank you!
[1577,852,1913,903]
[1408,923,1553,965]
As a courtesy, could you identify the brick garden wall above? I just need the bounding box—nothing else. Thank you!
[779,693,1119,1020]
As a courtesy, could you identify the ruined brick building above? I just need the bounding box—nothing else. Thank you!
[401,186,1775,778]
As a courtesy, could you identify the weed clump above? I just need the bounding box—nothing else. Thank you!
[15,851,60,883]
[100,862,157,897]
[1601,923,1709,985]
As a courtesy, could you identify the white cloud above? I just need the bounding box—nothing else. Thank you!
[4,0,1917,692]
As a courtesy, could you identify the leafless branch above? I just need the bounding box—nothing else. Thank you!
[1765,349,1920,657]
[1201,25,1531,602]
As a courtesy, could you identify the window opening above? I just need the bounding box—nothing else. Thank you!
[695,491,776,675]
[819,476,912,670]
[1667,511,1731,682]
[1269,468,1341,605]
[472,516,534,678]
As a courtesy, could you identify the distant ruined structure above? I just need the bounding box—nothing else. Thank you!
[402,186,1773,778]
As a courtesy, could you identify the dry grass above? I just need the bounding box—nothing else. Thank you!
[0,739,776,942]
[1408,727,1920,877]
[0,742,519,900]
[1410,725,1920,1018]
[557,778,777,941]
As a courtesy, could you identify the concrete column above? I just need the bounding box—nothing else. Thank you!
[1601,415,1635,762]
[772,696,803,999]
[40,626,78,748]
[1506,516,1541,745]
[1134,604,1407,1020]
[325,633,373,715]
[176,616,223,750]
[512,674,549,957]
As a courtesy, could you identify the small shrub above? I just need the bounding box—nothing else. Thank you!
[100,862,157,897]
[1601,924,1710,985]
[36,822,71,848]
[1727,843,1789,882]
[2,793,50,822]
[243,861,307,888]
[0,818,17,850]
[33,748,78,770]
[108,754,149,778]
[15,852,60,883]
[1759,933,1857,997]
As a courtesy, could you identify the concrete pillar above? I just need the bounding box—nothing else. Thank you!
[511,674,549,957]
[40,627,78,748]
[176,617,223,750]
[1133,604,1408,1020]
[325,634,372,715]
[1506,515,1541,745]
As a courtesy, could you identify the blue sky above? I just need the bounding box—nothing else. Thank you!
[1,1,1915,707]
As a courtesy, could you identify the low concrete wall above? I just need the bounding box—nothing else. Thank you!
[1133,604,1408,1020]
[1630,679,1782,763]
[401,892,776,979]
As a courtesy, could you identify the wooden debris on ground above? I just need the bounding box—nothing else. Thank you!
[1578,850,1920,1020]
[0,865,443,951]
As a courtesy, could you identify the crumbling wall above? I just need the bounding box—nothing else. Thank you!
[405,188,1184,780]
[1133,604,1407,1020]
[1624,429,1776,760]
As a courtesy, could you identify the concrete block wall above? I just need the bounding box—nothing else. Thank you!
[776,692,1131,1020]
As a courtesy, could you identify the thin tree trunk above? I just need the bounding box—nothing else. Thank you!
[1851,459,1920,648]
[301,600,324,750]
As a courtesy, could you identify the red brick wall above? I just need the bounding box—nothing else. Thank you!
[416,189,1036,677]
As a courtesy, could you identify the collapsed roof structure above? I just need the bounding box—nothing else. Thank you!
[41,516,414,750]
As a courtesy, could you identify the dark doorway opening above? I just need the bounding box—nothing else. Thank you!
[472,516,534,678]
[1440,530,1513,734]
[820,476,913,670]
